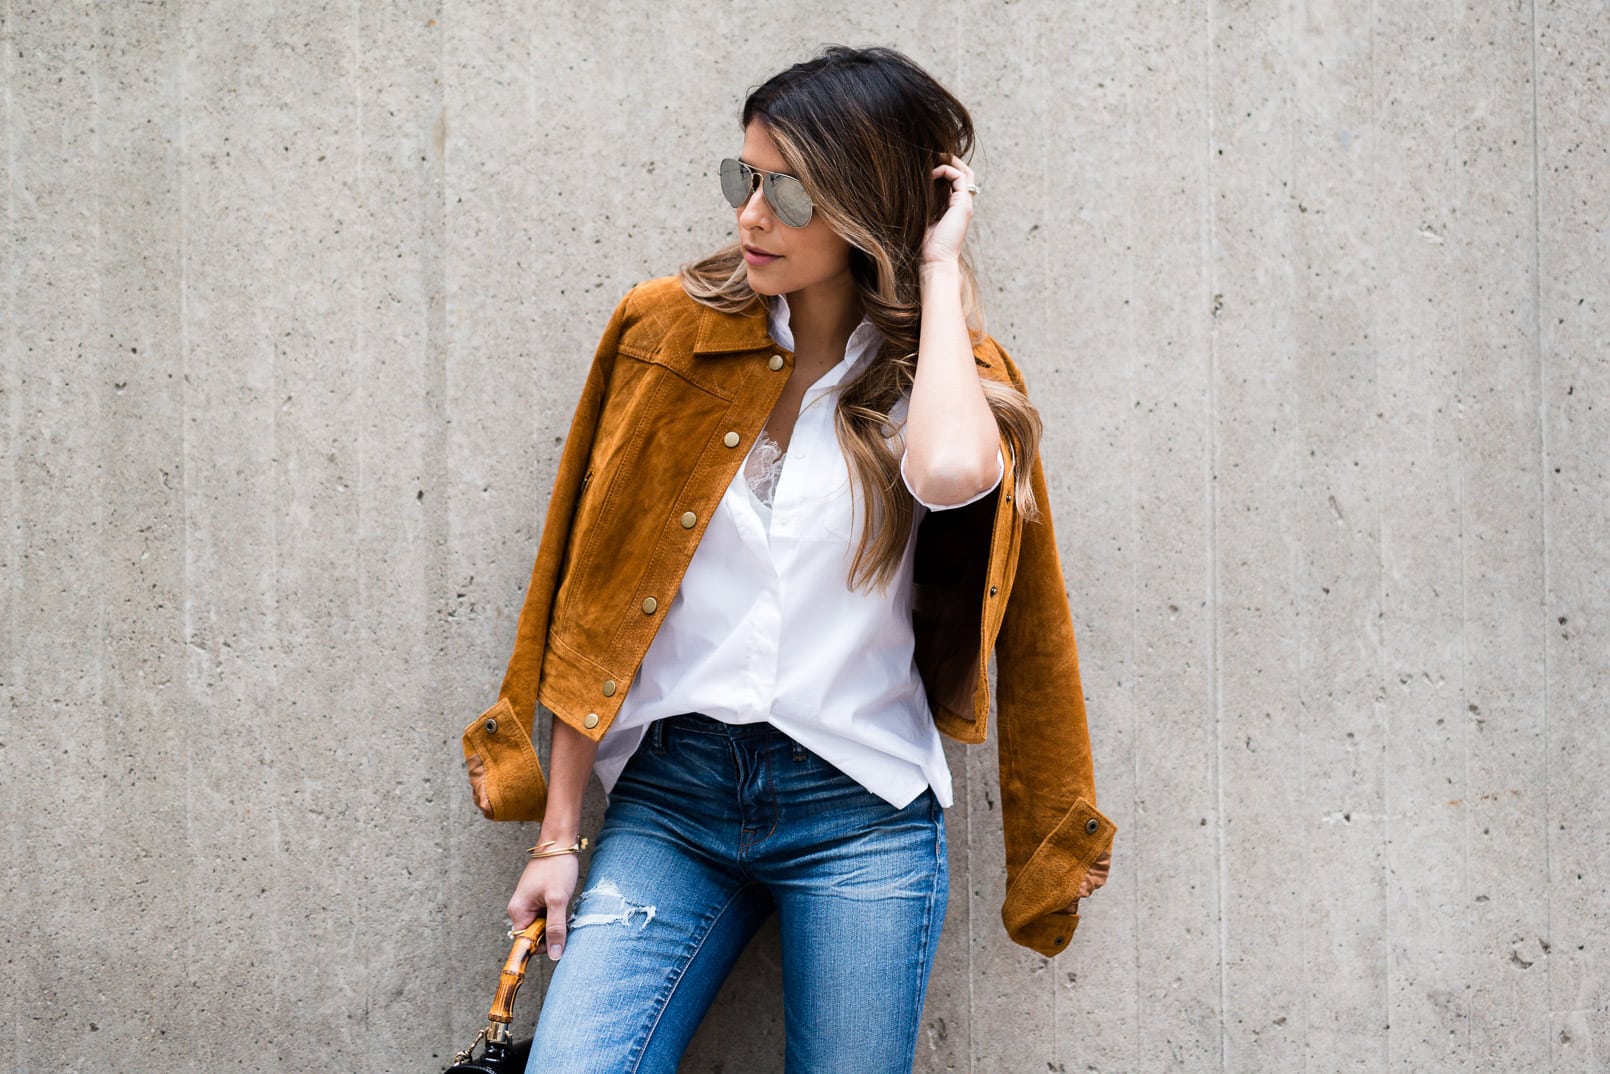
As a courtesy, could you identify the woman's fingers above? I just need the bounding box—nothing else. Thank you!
[507,885,540,931]
[932,155,976,188]
[1075,850,1112,900]
[1055,851,1114,913]
[921,160,977,264]
[507,856,579,961]
[544,886,571,961]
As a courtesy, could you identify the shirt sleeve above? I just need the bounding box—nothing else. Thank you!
[899,446,1005,511]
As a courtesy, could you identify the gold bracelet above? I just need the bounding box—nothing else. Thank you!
[526,837,589,860]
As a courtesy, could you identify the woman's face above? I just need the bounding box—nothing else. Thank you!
[734,121,854,298]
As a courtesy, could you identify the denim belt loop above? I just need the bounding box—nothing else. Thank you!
[651,718,668,755]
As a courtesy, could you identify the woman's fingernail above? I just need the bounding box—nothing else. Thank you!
[548,946,562,961]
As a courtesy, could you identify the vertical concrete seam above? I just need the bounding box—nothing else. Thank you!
[2,0,14,675]
[1200,1,1229,1071]
[1525,0,1553,1030]
[963,737,976,1074]
[1367,2,1394,1069]
[1278,1,1312,1065]
[426,0,452,1048]
[1,0,20,1060]
[89,0,107,750]
[1120,26,1144,1072]
[1453,33,1473,1062]
[350,0,370,1058]
[174,0,201,1060]
[1025,10,1063,1062]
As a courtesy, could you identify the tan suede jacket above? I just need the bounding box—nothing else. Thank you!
[461,275,1115,956]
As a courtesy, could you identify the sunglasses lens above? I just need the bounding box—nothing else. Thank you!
[720,158,814,227]
[766,174,814,228]
[719,158,752,209]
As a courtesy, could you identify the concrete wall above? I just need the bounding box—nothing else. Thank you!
[3,2,1605,1071]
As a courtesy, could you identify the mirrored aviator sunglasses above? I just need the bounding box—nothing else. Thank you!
[719,158,814,228]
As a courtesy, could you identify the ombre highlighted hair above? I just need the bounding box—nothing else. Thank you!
[680,45,1043,592]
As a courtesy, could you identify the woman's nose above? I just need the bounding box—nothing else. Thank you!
[738,182,770,229]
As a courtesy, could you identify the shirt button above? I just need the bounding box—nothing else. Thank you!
[1084,818,1100,834]
[583,712,600,729]
[483,718,498,734]
[989,585,999,596]
[680,511,697,529]
[723,431,740,448]
[641,596,658,614]
[768,354,785,371]
[602,679,617,697]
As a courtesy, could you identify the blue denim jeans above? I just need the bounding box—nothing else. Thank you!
[524,713,948,1074]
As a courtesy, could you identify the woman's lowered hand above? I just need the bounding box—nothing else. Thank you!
[1060,850,1112,913]
[508,852,580,961]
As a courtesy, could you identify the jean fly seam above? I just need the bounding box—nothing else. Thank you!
[624,879,764,1074]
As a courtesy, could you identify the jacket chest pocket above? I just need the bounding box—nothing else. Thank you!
[551,358,743,652]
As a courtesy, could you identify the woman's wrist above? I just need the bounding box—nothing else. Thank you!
[919,257,961,283]
[535,820,582,845]
[527,836,589,860]
[534,830,579,850]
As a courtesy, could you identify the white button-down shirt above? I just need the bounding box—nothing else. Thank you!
[593,295,1003,809]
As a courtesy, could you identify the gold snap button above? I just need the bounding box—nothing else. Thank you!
[602,679,617,697]
[483,718,498,734]
[723,431,740,448]
[680,511,697,529]
[768,354,785,371]
[641,596,658,614]
[583,712,600,729]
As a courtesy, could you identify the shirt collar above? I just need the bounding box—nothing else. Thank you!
[767,293,883,394]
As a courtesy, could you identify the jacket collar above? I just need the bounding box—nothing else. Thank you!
[693,298,778,356]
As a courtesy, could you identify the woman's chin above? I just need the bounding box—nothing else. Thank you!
[744,271,784,296]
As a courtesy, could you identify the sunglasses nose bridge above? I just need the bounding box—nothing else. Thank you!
[738,174,772,224]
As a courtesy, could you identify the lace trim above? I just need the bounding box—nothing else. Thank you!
[744,429,787,507]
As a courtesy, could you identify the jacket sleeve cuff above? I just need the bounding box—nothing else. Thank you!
[1000,796,1116,956]
[461,697,548,822]
[900,447,1005,511]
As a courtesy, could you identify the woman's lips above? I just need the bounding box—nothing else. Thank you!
[743,246,780,266]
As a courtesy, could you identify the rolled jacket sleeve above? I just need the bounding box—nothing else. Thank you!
[992,438,1116,957]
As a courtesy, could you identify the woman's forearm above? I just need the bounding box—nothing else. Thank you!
[540,715,599,841]
[508,715,598,952]
[905,260,1001,505]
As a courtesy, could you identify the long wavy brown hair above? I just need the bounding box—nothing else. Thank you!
[680,45,1043,592]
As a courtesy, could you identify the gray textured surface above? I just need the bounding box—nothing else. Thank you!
[3,2,1606,1072]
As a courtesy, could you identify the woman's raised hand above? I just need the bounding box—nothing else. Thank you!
[920,153,979,266]
[508,853,580,961]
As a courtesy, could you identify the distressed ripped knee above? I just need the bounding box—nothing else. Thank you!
[568,879,658,931]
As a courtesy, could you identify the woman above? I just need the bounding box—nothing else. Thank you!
[461,44,1114,1074]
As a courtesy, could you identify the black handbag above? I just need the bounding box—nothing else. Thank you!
[442,918,545,1074]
